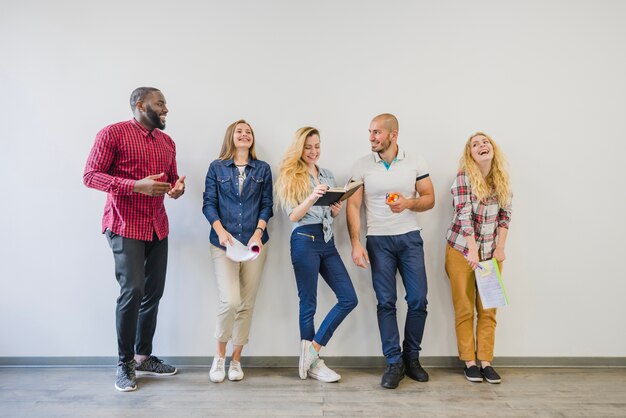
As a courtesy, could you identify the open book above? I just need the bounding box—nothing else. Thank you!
[313,178,364,206]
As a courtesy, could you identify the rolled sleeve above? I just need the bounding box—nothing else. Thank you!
[451,172,475,237]
[202,163,221,225]
[83,128,136,196]
[258,164,274,222]
[497,197,512,228]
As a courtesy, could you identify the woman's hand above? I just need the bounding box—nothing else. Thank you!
[308,184,329,202]
[248,229,264,250]
[465,248,480,270]
[217,229,233,247]
[493,247,506,263]
[330,201,343,217]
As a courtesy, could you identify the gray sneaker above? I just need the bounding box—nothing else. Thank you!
[135,356,177,376]
[115,360,137,392]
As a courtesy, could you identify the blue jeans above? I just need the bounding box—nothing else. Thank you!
[366,231,428,364]
[290,224,358,346]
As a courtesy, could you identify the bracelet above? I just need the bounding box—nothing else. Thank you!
[255,227,265,234]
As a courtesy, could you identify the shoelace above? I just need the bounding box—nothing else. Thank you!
[214,359,225,372]
[385,364,403,375]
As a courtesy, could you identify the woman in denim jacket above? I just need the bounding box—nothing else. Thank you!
[202,119,273,383]
[275,126,358,383]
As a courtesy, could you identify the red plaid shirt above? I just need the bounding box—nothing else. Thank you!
[83,119,179,241]
[446,170,512,260]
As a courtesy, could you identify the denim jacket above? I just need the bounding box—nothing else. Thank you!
[285,167,335,242]
[202,158,273,249]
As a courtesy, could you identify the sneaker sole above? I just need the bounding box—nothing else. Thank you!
[464,374,484,383]
[115,383,137,392]
[298,340,307,380]
[484,377,501,384]
[405,372,429,382]
[136,369,178,377]
[307,371,340,383]
[228,374,244,381]
[209,375,225,383]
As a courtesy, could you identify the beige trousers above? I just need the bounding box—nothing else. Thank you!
[445,245,501,362]
[210,243,268,346]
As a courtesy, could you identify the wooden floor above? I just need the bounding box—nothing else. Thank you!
[1,367,625,417]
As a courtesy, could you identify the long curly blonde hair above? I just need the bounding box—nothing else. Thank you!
[275,127,319,209]
[460,132,511,206]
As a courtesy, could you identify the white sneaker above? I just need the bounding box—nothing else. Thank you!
[209,357,226,383]
[308,359,341,383]
[228,360,244,381]
[299,340,318,380]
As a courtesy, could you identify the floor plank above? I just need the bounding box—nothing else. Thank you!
[0,367,625,417]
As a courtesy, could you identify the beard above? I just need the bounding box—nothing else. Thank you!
[146,105,165,130]
[371,136,392,153]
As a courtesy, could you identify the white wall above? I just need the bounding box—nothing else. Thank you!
[1,0,624,358]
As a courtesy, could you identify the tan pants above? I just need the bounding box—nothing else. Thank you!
[445,245,501,362]
[210,243,268,346]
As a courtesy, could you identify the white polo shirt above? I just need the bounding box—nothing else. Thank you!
[351,146,429,236]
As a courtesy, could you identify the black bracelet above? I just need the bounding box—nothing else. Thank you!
[255,227,265,233]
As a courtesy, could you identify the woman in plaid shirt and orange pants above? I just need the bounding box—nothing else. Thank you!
[445,132,512,384]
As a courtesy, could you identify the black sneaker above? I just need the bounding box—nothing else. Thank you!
[135,355,177,376]
[463,365,483,382]
[381,362,405,389]
[480,366,502,384]
[115,360,137,392]
[404,357,429,382]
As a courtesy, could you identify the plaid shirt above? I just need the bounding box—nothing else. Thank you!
[83,119,179,241]
[446,170,512,260]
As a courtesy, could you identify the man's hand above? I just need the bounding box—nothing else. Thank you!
[133,173,171,196]
[386,191,410,213]
[168,175,186,199]
[351,241,370,269]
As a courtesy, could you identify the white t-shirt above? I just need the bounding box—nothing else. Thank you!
[351,146,429,236]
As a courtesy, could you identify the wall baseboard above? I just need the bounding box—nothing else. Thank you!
[1,356,624,368]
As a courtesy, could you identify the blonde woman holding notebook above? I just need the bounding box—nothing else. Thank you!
[445,132,512,384]
[275,126,358,383]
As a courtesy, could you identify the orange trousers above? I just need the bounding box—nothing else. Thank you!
[445,245,501,362]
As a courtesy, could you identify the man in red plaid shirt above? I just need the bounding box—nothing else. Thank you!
[84,87,185,392]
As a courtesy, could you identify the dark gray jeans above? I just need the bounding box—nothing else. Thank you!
[105,230,168,363]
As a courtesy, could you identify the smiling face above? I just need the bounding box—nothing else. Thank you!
[232,123,254,150]
[368,118,395,153]
[138,90,168,130]
[469,134,494,164]
[301,133,321,166]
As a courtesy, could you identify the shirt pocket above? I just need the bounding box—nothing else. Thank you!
[217,176,231,194]
[248,175,265,196]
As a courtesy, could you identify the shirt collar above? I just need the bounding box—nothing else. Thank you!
[373,146,406,164]
[224,158,257,168]
[131,118,156,139]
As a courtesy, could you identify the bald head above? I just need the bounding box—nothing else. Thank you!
[372,113,399,133]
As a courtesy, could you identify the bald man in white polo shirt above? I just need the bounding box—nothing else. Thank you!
[347,113,435,389]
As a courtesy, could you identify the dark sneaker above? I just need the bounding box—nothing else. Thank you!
[115,360,137,392]
[404,357,429,382]
[381,362,405,389]
[463,365,483,382]
[480,366,502,384]
[135,356,177,376]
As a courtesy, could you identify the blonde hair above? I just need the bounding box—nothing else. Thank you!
[218,119,257,160]
[460,132,511,206]
[275,127,319,209]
